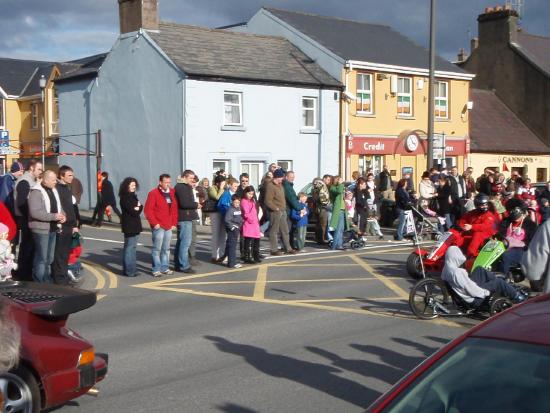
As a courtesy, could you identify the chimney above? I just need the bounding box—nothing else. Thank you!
[118,0,159,34]
[457,48,467,62]
[477,5,519,46]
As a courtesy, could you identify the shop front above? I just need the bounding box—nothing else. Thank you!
[347,131,468,187]
[469,153,550,183]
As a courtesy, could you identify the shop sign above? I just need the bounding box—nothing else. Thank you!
[444,140,467,156]
[347,137,394,154]
[500,156,536,163]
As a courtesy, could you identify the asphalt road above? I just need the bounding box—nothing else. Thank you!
[51,223,475,413]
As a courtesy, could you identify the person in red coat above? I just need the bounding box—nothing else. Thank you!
[457,193,497,257]
[144,174,178,277]
[0,202,16,241]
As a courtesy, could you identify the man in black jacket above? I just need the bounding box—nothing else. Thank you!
[378,165,393,200]
[174,170,199,273]
[51,165,80,285]
[448,166,467,223]
[92,172,121,226]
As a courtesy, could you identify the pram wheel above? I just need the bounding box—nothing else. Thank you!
[490,297,513,316]
[409,278,450,319]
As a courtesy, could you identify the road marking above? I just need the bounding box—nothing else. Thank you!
[165,277,399,286]
[82,236,144,246]
[132,283,460,327]
[253,265,268,299]
[82,262,105,290]
[350,255,409,299]
[287,297,403,303]
[106,268,118,288]
[275,263,359,267]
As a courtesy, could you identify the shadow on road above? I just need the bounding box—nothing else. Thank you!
[205,335,381,409]
[217,403,259,413]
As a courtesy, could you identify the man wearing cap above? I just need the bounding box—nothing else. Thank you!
[264,168,296,255]
[0,161,23,206]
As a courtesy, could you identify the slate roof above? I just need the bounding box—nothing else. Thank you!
[263,7,468,74]
[55,54,107,83]
[470,89,550,154]
[514,32,550,76]
[148,22,342,88]
[0,58,55,97]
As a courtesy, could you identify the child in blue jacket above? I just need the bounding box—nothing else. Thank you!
[291,192,309,251]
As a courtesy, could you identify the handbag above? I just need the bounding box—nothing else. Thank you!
[202,198,218,213]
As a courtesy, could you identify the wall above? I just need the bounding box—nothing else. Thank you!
[57,32,183,208]
[346,70,470,138]
[185,79,340,190]
[469,153,550,182]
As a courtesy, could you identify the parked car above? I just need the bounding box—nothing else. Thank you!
[0,281,108,412]
[299,181,352,233]
[366,293,550,412]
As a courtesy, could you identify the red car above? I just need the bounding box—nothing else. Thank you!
[367,293,550,412]
[0,281,108,412]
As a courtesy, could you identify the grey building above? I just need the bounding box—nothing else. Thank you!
[458,6,550,148]
[55,0,342,209]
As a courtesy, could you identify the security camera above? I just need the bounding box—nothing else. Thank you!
[342,90,356,101]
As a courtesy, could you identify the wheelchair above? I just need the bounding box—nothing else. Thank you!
[408,277,518,320]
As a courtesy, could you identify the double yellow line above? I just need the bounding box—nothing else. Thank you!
[82,260,118,299]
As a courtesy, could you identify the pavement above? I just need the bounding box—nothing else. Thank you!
[52,220,474,412]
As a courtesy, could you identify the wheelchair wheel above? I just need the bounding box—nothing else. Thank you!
[490,297,513,316]
[406,253,424,279]
[350,241,359,250]
[409,278,450,319]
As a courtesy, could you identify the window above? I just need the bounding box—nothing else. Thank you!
[212,159,230,178]
[0,99,4,129]
[435,81,448,119]
[356,73,373,114]
[277,160,293,172]
[397,77,412,116]
[240,162,264,190]
[31,103,39,129]
[51,89,59,135]
[223,92,242,126]
[302,97,317,129]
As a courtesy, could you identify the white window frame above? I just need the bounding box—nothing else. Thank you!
[30,102,39,129]
[435,81,449,119]
[0,98,4,129]
[277,160,293,172]
[223,92,243,126]
[301,97,317,129]
[356,73,373,114]
[397,77,413,117]
[51,89,59,135]
[212,159,230,179]
[240,161,264,190]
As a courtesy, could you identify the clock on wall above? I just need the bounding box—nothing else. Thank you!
[405,134,419,152]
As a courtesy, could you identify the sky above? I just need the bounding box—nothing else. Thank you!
[1,0,549,63]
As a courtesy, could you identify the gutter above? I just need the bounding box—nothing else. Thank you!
[347,60,475,80]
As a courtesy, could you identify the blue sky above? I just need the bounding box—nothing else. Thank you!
[2,0,548,63]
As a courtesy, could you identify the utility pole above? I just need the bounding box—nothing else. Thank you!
[427,0,436,170]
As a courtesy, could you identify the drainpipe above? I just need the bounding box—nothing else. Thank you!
[342,62,353,179]
[181,76,186,172]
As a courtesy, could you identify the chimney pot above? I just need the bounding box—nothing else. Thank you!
[457,48,467,62]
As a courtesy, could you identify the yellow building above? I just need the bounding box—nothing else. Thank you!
[0,58,63,171]
[343,64,474,185]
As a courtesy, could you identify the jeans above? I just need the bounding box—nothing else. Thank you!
[123,234,139,276]
[225,229,240,267]
[471,267,518,302]
[396,208,406,240]
[32,232,56,283]
[500,247,524,275]
[176,221,193,271]
[152,227,172,273]
[331,211,345,250]
[294,225,307,250]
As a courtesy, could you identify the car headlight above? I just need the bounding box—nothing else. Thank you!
[77,347,95,367]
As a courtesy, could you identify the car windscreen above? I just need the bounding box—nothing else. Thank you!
[383,337,550,413]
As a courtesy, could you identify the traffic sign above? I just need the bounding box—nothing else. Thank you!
[0,131,10,155]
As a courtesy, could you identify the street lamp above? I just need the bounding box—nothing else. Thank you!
[39,74,46,166]
[427,0,436,170]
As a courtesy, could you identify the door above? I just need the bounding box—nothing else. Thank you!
[212,159,230,179]
[240,162,264,190]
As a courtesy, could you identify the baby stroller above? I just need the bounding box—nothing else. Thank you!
[67,232,83,283]
[407,204,443,241]
[329,226,366,250]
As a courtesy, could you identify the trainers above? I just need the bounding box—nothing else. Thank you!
[230,263,243,269]
[152,271,162,277]
[514,292,527,303]
[162,269,174,275]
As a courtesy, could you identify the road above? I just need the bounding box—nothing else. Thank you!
[53,224,474,413]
